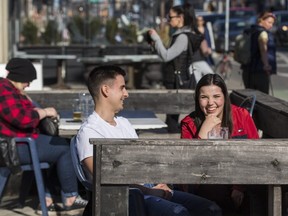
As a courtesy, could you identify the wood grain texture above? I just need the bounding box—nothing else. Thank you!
[91,138,288,216]
[91,139,288,185]
[30,89,288,138]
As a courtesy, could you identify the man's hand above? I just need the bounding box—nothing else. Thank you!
[153,183,172,192]
[153,184,173,200]
[198,114,222,138]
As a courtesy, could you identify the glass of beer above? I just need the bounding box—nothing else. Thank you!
[72,99,82,121]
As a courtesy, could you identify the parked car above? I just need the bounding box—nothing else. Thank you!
[272,10,288,46]
[230,7,256,20]
[196,12,225,26]
[213,18,248,52]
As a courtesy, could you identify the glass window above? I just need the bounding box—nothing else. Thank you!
[13,0,148,46]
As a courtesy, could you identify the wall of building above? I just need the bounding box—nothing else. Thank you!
[0,0,8,63]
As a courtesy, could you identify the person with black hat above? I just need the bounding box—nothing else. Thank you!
[0,58,88,212]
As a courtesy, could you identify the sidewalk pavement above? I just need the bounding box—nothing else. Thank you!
[0,195,84,216]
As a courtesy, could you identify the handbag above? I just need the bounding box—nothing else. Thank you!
[38,117,59,136]
[0,136,21,173]
[175,69,196,89]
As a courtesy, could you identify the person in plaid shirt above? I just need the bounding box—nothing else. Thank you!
[0,58,87,212]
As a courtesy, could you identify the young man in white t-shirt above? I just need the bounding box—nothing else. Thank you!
[76,65,222,216]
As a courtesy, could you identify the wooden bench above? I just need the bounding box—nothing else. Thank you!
[29,89,194,115]
[230,89,288,138]
[30,88,288,137]
[90,138,288,216]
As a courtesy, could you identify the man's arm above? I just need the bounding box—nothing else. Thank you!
[82,156,93,175]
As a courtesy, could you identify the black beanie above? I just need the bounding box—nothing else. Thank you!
[6,58,37,83]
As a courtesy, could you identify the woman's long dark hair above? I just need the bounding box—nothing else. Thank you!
[171,4,201,34]
[193,74,233,134]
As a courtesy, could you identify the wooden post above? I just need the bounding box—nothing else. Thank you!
[0,0,8,63]
[268,185,282,216]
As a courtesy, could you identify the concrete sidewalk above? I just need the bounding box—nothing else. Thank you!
[0,195,84,216]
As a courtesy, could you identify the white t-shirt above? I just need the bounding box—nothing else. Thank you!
[76,111,138,162]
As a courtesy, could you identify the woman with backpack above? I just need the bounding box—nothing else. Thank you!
[148,4,204,133]
[242,11,277,94]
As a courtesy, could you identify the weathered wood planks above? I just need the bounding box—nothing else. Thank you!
[91,138,288,185]
[91,138,288,216]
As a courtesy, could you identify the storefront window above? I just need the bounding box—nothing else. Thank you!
[12,0,160,47]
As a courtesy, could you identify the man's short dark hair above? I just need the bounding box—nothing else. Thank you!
[87,65,126,100]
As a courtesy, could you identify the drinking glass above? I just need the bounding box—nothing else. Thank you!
[79,93,93,120]
[207,127,229,139]
[72,99,82,121]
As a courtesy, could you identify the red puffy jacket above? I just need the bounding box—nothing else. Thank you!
[181,105,259,139]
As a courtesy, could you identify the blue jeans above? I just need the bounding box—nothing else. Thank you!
[144,190,222,216]
[17,134,78,200]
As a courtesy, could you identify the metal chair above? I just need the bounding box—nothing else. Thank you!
[70,136,92,192]
[70,136,147,216]
[239,94,256,116]
[0,137,49,216]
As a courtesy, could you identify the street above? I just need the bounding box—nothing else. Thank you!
[218,47,288,102]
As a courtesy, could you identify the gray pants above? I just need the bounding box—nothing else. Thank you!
[192,61,214,83]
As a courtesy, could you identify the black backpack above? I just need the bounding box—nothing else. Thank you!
[234,30,251,65]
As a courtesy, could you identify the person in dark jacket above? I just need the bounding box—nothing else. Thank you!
[242,11,277,94]
[148,4,203,133]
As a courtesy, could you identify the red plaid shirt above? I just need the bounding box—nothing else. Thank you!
[0,78,40,138]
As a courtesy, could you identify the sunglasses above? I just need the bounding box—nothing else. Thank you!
[166,15,179,21]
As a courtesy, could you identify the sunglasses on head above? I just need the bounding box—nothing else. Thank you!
[261,12,276,20]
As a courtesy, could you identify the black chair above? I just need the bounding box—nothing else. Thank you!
[70,136,147,216]
[239,94,256,116]
[0,137,49,216]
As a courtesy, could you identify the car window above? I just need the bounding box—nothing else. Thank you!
[230,10,255,18]
[201,13,225,26]
[280,15,288,23]
[216,20,246,32]
[230,21,246,31]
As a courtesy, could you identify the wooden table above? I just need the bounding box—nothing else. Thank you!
[59,110,167,137]
[47,54,77,89]
[15,53,77,89]
[78,55,162,89]
[90,138,288,216]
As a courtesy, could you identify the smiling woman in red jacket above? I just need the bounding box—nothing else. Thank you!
[180,73,260,214]
[181,74,259,139]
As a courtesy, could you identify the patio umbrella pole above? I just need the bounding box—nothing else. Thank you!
[224,0,230,54]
